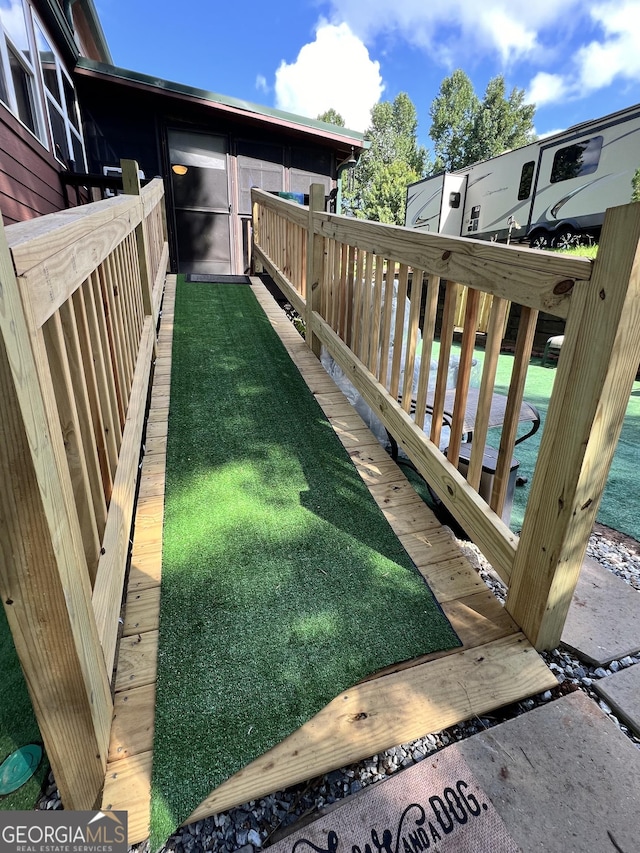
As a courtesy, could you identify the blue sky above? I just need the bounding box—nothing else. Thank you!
[96,0,640,152]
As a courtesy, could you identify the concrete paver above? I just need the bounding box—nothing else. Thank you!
[268,692,640,853]
[458,690,640,852]
[561,556,640,665]
[593,663,640,736]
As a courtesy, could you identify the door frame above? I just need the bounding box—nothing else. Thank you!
[165,125,235,275]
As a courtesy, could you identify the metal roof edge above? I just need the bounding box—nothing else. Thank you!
[39,0,80,63]
[75,57,369,149]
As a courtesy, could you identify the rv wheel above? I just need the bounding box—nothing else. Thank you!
[529,231,549,249]
[552,227,575,249]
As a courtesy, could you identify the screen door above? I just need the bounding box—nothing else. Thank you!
[168,129,232,275]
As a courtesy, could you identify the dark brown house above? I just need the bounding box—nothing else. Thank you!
[0,1,366,276]
[73,60,366,275]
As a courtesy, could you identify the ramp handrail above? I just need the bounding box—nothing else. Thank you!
[0,160,168,810]
[251,184,640,653]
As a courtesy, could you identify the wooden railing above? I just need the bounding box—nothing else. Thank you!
[0,160,167,810]
[252,185,640,652]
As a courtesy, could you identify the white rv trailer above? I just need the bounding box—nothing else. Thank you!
[405,102,640,247]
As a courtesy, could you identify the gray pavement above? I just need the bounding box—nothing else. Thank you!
[562,555,640,665]
[268,692,640,853]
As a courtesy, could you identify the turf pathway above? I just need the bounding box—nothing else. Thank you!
[150,280,460,847]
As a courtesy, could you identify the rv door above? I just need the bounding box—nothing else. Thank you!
[439,174,468,236]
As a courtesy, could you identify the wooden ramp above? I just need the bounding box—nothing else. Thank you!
[102,276,555,844]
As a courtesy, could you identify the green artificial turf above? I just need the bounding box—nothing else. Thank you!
[150,280,460,848]
[489,352,640,538]
[444,343,640,539]
[0,608,47,810]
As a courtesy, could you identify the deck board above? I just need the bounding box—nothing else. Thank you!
[187,633,556,824]
[380,501,445,535]
[415,555,488,602]
[103,275,552,844]
[137,470,166,498]
[108,684,156,761]
[102,277,175,839]
[369,479,436,507]
[103,751,154,843]
[113,630,158,693]
[122,587,161,636]
[128,542,162,592]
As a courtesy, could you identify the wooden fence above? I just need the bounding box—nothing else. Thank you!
[252,184,640,653]
[0,161,167,810]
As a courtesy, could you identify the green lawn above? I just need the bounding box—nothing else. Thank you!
[0,610,47,809]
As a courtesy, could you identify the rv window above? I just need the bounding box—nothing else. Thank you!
[550,136,603,183]
[518,161,535,200]
[449,191,461,208]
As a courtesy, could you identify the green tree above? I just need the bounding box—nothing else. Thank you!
[429,70,479,170]
[429,70,536,171]
[468,75,536,163]
[345,92,427,224]
[317,108,345,126]
[362,159,422,224]
[632,167,640,202]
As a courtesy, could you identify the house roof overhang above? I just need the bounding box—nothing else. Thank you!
[37,0,80,64]
[74,57,369,156]
[70,0,114,63]
[34,1,112,65]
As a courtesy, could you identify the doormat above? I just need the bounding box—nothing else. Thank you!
[268,747,520,853]
[184,274,249,284]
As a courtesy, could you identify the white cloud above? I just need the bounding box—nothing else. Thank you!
[528,72,569,107]
[326,0,582,65]
[274,21,384,131]
[255,74,268,94]
[537,127,566,139]
[526,1,640,106]
[274,0,640,125]
[575,2,640,91]
[478,9,537,64]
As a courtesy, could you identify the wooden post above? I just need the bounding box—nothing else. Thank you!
[121,159,156,329]
[305,184,326,358]
[506,201,640,649]
[251,199,264,274]
[0,222,112,808]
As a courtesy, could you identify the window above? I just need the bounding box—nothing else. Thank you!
[518,161,535,200]
[237,141,283,215]
[449,191,461,208]
[34,18,86,168]
[290,146,331,196]
[0,55,8,103]
[0,0,43,139]
[550,136,603,184]
[0,2,86,169]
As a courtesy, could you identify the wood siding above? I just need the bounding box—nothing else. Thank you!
[0,105,66,225]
